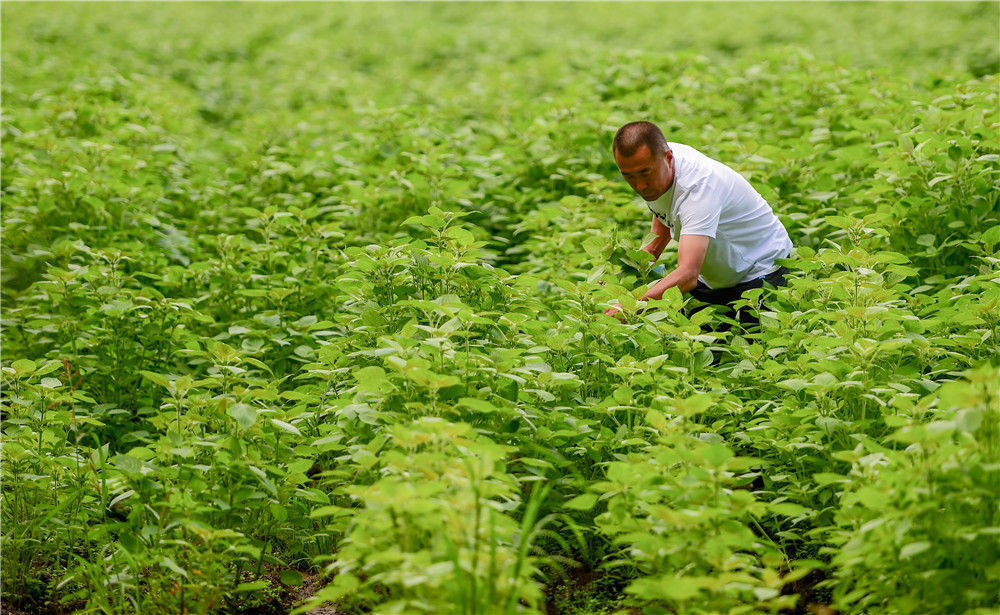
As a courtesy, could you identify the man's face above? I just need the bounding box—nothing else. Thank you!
[614,144,674,202]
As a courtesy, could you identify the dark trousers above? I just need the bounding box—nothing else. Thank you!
[687,266,789,331]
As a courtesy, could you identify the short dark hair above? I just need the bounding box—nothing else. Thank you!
[612,121,669,158]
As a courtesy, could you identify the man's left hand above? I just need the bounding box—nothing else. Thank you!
[604,304,626,322]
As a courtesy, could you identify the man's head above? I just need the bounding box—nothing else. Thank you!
[613,121,674,202]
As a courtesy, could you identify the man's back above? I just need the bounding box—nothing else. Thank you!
[644,142,792,288]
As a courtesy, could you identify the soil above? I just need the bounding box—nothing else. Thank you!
[0,569,340,615]
[0,602,29,615]
[544,566,634,615]
[285,573,340,615]
[782,567,837,615]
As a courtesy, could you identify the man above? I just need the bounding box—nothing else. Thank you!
[606,121,792,326]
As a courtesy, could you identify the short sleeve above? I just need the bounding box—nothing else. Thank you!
[675,181,721,238]
[646,205,672,230]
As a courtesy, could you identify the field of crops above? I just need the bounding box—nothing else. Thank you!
[2,3,999,614]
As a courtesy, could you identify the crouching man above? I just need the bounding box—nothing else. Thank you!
[607,121,793,328]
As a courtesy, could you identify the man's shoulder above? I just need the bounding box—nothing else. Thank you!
[669,143,714,195]
[668,142,721,170]
[671,142,744,188]
[667,142,701,158]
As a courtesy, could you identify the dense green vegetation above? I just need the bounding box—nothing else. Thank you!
[2,3,998,614]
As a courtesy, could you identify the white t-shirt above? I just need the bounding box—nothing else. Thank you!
[645,142,793,289]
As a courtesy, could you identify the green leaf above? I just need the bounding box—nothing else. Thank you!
[211,341,239,363]
[873,251,910,264]
[981,225,1000,250]
[140,370,171,390]
[310,505,349,519]
[270,419,302,436]
[564,493,598,510]
[228,404,258,431]
[160,556,188,578]
[114,454,144,477]
[700,444,733,467]
[39,377,62,389]
[446,226,475,246]
[243,357,274,374]
[10,359,37,376]
[100,300,133,316]
[769,501,809,516]
[269,502,288,522]
[899,542,931,559]
[312,435,344,452]
[778,379,808,392]
[34,361,64,377]
[582,235,607,258]
[646,409,668,431]
[628,575,703,600]
[813,473,846,485]
[248,465,277,497]
[850,486,887,509]
[458,397,497,413]
[407,214,445,229]
[354,366,388,392]
[280,570,304,586]
[109,490,135,507]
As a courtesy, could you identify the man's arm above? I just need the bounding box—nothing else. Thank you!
[641,234,710,300]
[642,216,672,260]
